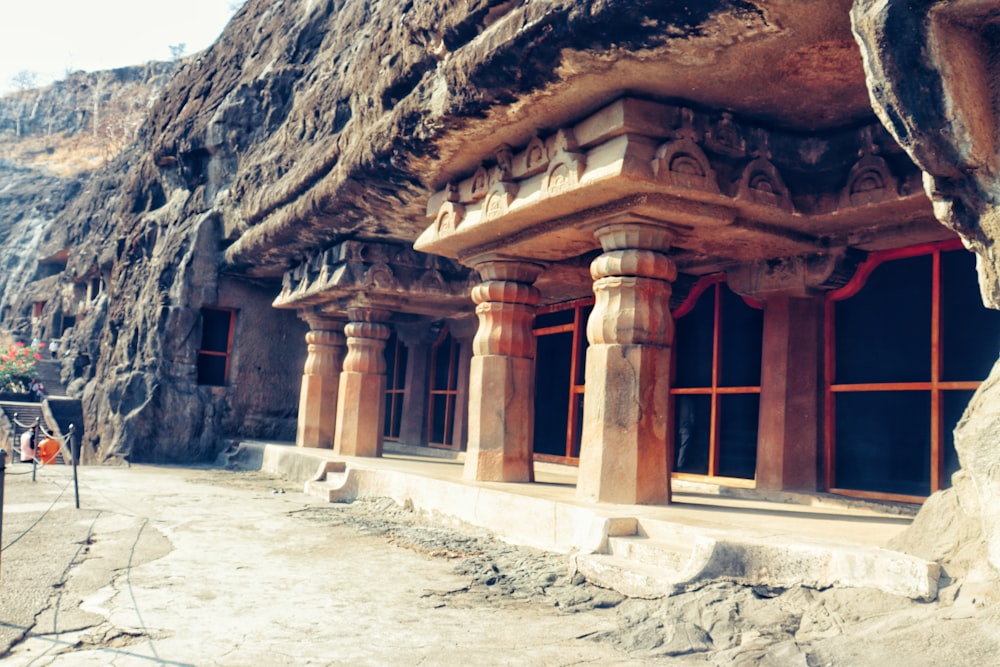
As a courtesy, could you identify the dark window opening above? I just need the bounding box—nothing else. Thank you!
[427,330,458,447]
[532,300,591,460]
[826,243,1000,501]
[671,276,762,482]
[383,332,407,440]
[197,307,235,386]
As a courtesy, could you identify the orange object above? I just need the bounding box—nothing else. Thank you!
[37,438,61,464]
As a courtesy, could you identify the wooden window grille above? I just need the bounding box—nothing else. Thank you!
[532,298,592,462]
[427,329,459,447]
[383,331,407,440]
[825,239,1000,502]
[670,275,763,486]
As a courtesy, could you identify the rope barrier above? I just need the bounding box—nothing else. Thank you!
[1,477,72,552]
[7,411,79,507]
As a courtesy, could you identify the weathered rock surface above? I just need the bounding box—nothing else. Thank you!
[9,0,874,463]
[852,0,1000,578]
[0,161,81,336]
[0,63,176,140]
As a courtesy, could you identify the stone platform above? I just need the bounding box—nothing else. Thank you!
[220,439,938,601]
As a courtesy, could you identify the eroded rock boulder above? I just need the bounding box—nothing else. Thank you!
[852,0,1000,575]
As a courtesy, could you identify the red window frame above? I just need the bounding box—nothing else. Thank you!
[427,328,460,448]
[383,331,407,441]
[824,237,976,503]
[670,274,762,488]
[197,307,236,386]
[533,297,592,463]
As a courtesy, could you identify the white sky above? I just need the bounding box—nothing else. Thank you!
[0,0,240,93]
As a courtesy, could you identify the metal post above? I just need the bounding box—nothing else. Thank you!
[30,418,39,483]
[0,449,6,582]
[70,425,79,509]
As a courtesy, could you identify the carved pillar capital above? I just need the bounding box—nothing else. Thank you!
[726,250,864,301]
[467,259,543,359]
[446,315,479,341]
[395,321,442,346]
[346,307,391,323]
[298,312,346,332]
[342,311,391,375]
[587,226,676,347]
[303,329,347,376]
[592,221,675,253]
[469,256,547,283]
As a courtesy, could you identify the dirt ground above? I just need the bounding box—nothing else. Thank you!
[3,463,1000,666]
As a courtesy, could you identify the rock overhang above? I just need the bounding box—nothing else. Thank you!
[219,0,902,279]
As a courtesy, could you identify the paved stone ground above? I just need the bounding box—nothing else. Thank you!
[3,462,1000,666]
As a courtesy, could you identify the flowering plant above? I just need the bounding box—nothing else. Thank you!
[0,342,42,393]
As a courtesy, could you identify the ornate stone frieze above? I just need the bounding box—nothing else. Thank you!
[273,240,471,314]
[652,111,720,195]
[841,154,899,208]
[416,96,921,265]
[726,249,866,299]
[543,129,587,197]
[737,154,793,212]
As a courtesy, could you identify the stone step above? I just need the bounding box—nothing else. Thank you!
[578,527,941,601]
[303,460,350,502]
[572,552,687,599]
[32,359,65,394]
[606,535,695,571]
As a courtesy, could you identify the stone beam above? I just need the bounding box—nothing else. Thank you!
[726,250,864,300]
[273,240,471,317]
[415,97,932,270]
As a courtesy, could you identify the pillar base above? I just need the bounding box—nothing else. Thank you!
[296,374,338,448]
[334,371,386,457]
[464,354,534,482]
[577,344,671,505]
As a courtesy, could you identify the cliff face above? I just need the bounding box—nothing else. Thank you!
[0,64,178,343]
[0,64,177,145]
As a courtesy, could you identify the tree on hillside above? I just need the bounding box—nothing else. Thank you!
[8,70,39,137]
[169,43,187,61]
[10,70,38,91]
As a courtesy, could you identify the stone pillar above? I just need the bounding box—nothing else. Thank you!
[463,259,545,482]
[756,295,822,491]
[577,222,676,505]
[395,323,437,447]
[334,308,391,458]
[296,315,345,449]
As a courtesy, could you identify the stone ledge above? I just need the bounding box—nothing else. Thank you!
[227,440,938,601]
